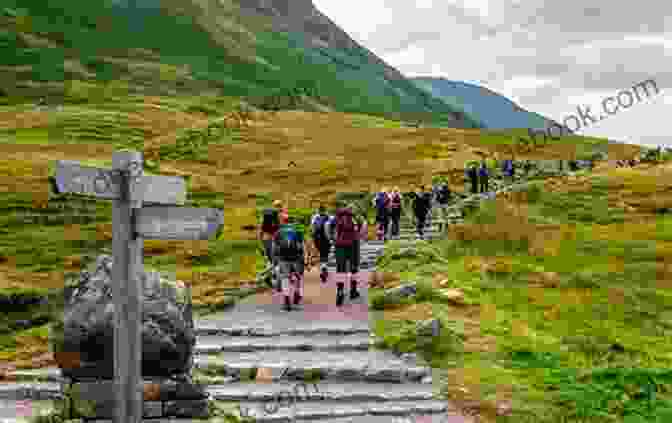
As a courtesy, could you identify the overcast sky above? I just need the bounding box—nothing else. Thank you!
[313,0,670,147]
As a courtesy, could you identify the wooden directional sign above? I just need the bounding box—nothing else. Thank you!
[135,207,223,240]
[54,160,187,205]
[52,151,223,423]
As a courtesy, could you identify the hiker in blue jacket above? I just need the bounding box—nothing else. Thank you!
[311,205,332,283]
[372,187,390,241]
[479,160,490,193]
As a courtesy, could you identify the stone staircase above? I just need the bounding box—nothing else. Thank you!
[191,305,461,422]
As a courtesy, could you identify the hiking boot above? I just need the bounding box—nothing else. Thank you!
[320,266,328,283]
[293,291,302,305]
[336,283,345,307]
[284,295,292,311]
[349,280,360,300]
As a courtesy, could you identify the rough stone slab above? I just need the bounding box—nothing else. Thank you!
[163,399,210,418]
[0,399,57,422]
[195,305,371,336]
[303,416,474,423]
[207,381,437,402]
[196,333,372,353]
[0,382,62,400]
[235,400,450,422]
[193,350,431,382]
[2,368,64,383]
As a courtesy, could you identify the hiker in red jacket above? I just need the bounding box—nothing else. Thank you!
[333,206,361,306]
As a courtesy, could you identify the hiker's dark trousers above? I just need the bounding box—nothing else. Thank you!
[470,178,478,194]
[376,209,389,238]
[415,213,427,237]
[335,245,359,275]
[389,208,401,237]
[262,240,274,264]
[315,239,331,264]
[480,177,488,193]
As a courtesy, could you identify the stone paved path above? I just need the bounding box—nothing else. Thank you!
[189,216,474,422]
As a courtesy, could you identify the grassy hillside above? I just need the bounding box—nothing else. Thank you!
[0,0,480,128]
[371,163,672,422]
[0,91,640,375]
[412,77,555,130]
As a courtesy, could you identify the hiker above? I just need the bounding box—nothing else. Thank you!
[332,206,361,306]
[466,164,478,194]
[259,200,283,288]
[503,159,514,181]
[412,185,432,240]
[351,204,368,278]
[273,217,305,311]
[438,182,451,205]
[311,205,332,283]
[373,187,390,241]
[479,160,490,193]
[387,186,402,240]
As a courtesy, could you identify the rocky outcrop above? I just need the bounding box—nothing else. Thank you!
[51,255,196,380]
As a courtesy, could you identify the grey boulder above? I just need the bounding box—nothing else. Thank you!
[51,255,195,379]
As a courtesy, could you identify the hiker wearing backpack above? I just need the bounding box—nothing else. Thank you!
[333,206,361,306]
[373,187,390,241]
[412,185,432,240]
[387,187,402,240]
[479,160,489,193]
[259,200,283,288]
[273,218,305,311]
[466,164,478,194]
[311,205,332,283]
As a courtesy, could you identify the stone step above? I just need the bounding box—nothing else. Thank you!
[0,382,62,400]
[195,306,370,337]
[297,415,472,423]
[193,350,431,383]
[196,333,372,354]
[0,399,59,423]
[208,381,437,402]
[230,399,451,422]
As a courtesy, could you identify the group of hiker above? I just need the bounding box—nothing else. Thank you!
[372,187,403,241]
[257,200,367,311]
[465,160,492,194]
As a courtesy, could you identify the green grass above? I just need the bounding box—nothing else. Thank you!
[1,0,480,128]
[372,176,672,422]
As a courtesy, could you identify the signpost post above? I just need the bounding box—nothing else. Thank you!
[53,151,223,423]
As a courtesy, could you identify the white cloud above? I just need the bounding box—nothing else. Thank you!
[312,0,671,144]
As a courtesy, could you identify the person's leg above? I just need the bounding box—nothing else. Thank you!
[335,246,347,306]
[349,244,360,299]
[293,260,303,304]
[277,260,292,311]
[319,240,330,282]
[393,209,401,237]
[263,239,273,264]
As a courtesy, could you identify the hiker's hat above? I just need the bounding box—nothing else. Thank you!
[273,200,282,207]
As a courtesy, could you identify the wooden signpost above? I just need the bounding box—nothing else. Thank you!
[53,151,223,423]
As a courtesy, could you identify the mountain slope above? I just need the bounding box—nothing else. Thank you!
[412,77,557,130]
[0,0,481,128]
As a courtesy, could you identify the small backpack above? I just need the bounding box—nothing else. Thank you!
[388,192,401,209]
[274,224,303,260]
[335,209,357,247]
[312,214,329,242]
[375,192,389,210]
[261,208,279,233]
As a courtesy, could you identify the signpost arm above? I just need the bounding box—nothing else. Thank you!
[112,151,144,423]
